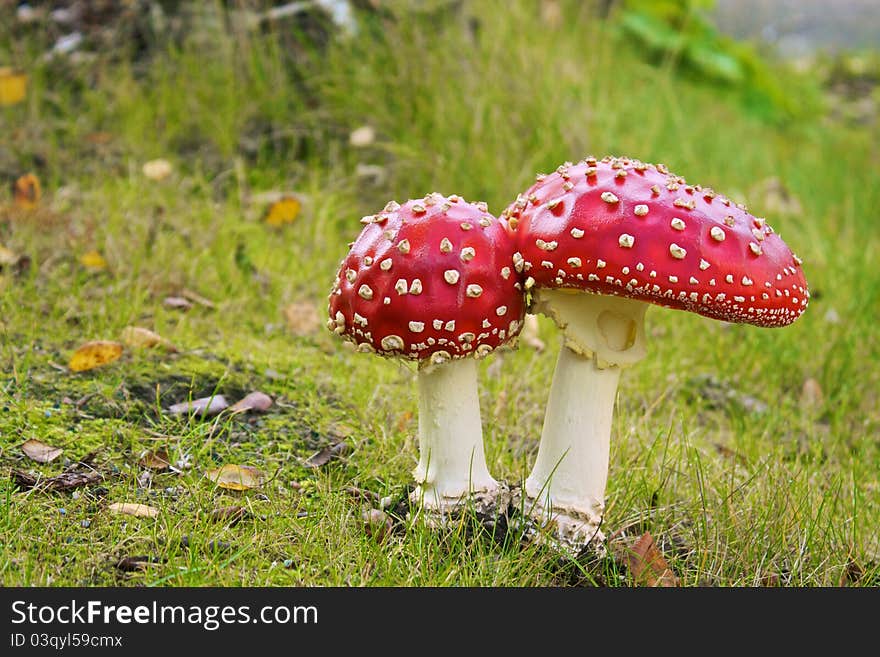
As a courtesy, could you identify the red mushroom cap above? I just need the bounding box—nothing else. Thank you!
[503,156,809,327]
[328,194,525,363]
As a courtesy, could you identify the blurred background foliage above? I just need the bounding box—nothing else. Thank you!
[617,0,823,123]
[3,0,877,179]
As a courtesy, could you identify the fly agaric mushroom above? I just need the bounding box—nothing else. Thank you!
[503,155,809,553]
[328,193,525,518]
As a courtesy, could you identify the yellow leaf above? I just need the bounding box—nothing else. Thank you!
[121,326,176,351]
[263,196,301,227]
[108,502,159,518]
[0,68,27,106]
[206,464,264,491]
[79,251,107,271]
[21,439,63,463]
[12,173,40,209]
[68,340,124,372]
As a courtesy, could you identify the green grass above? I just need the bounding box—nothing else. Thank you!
[1,1,878,586]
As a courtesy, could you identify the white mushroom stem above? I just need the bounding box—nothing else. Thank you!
[411,357,500,517]
[524,290,648,553]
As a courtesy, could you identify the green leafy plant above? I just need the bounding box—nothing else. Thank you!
[615,0,823,124]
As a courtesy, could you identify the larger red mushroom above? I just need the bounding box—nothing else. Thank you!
[503,155,809,553]
[328,193,525,519]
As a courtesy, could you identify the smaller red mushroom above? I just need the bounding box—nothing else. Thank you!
[328,193,525,518]
[503,155,809,554]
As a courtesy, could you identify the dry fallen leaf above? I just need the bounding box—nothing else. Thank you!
[625,532,679,587]
[0,67,28,106]
[520,313,545,352]
[21,439,64,463]
[163,296,193,311]
[263,196,301,227]
[284,300,320,336]
[12,468,102,492]
[13,173,41,209]
[206,464,264,491]
[68,340,124,372]
[305,441,349,468]
[349,125,376,147]
[108,502,159,518]
[79,250,107,272]
[138,448,170,470]
[121,326,176,351]
[142,159,173,181]
[229,391,273,414]
[167,395,228,417]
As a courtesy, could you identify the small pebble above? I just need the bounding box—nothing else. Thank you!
[58,508,67,515]
[81,520,91,528]
[282,559,295,569]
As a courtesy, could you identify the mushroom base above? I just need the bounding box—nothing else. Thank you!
[512,487,606,557]
[410,482,513,528]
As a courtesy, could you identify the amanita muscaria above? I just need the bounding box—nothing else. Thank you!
[328,193,525,518]
[503,155,809,553]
